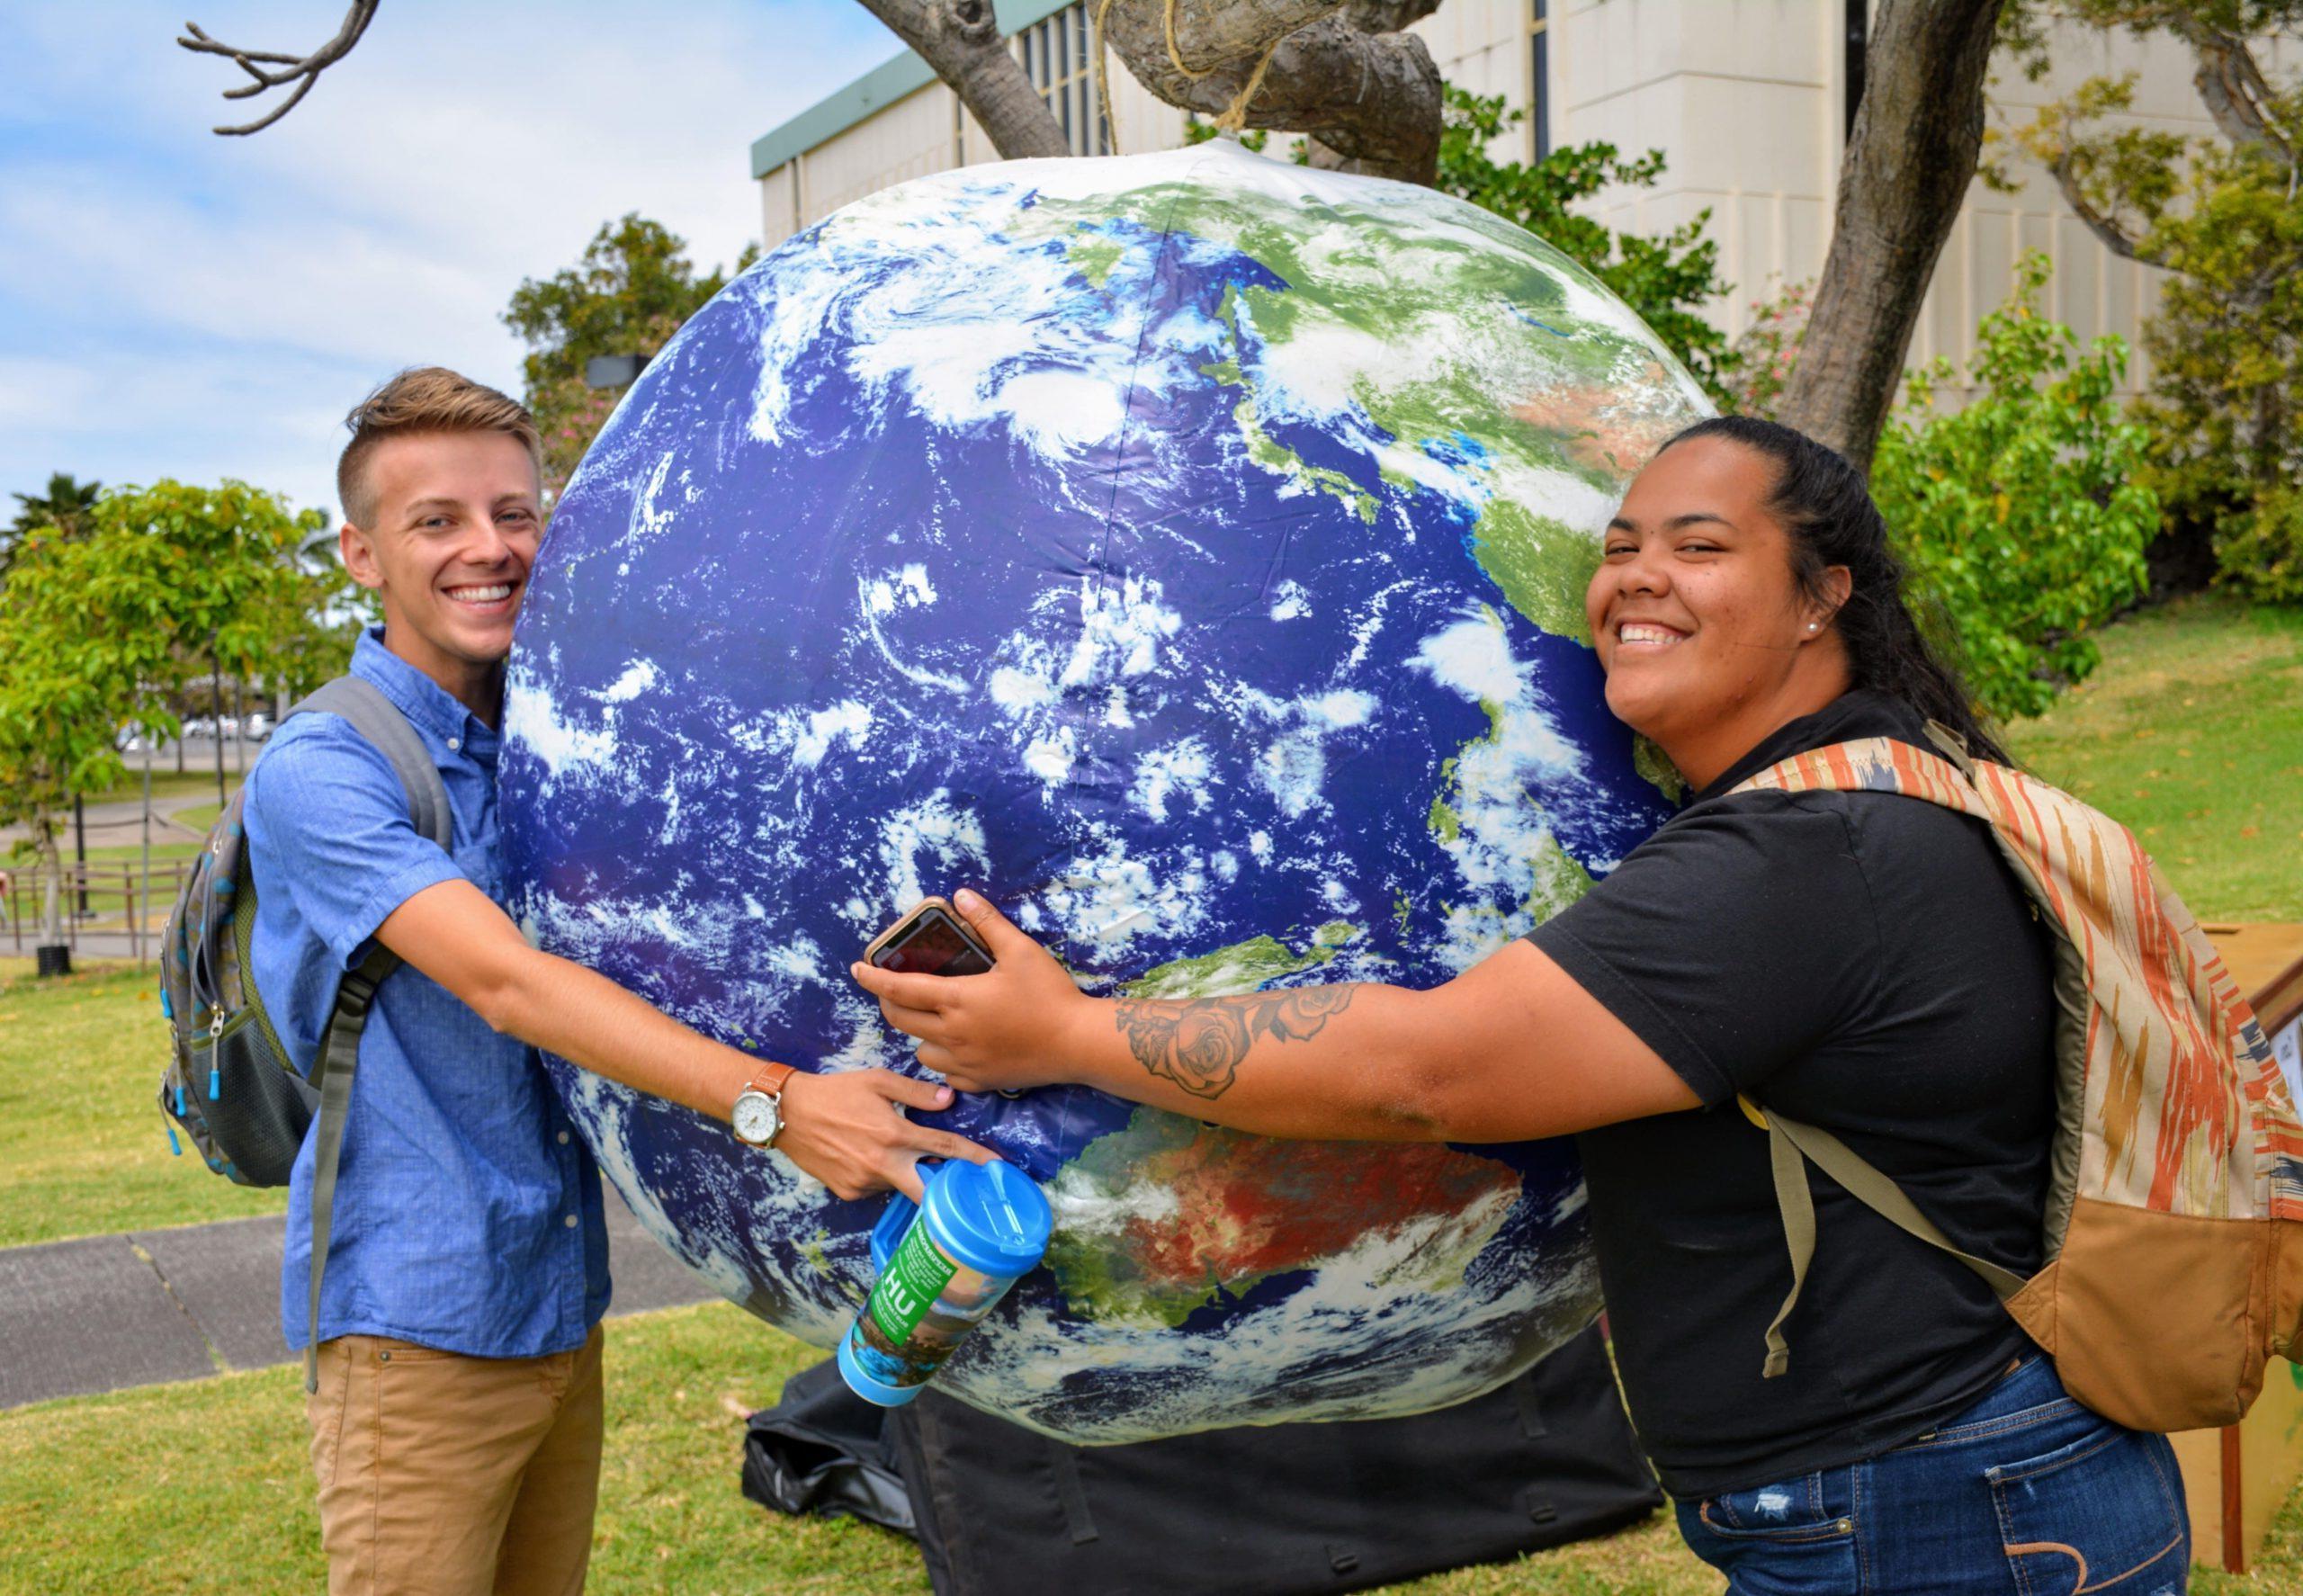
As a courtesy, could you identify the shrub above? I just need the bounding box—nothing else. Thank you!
[1723,280,1811,419]
[1871,255,2157,722]
[2214,488,2303,605]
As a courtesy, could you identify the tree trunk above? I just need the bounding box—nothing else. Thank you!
[853,0,1069,158]
[1777,0,2006,474]
[1099,0,1445,184]
[40,832,61,946]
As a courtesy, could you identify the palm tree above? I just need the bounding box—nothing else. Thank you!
[3,472,103,580]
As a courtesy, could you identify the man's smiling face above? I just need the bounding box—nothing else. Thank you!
[341,430,542,697]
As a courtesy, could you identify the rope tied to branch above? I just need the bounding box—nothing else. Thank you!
[1160,0,1343,135]
[1094,0,1123,156]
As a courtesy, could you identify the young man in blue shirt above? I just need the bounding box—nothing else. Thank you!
[246,368,984,1595]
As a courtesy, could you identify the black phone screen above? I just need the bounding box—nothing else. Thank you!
[870,909,994,977]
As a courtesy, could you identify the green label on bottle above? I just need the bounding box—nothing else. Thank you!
[869,1220,960,1348]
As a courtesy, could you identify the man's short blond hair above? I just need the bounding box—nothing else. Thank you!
[337,367,542,529]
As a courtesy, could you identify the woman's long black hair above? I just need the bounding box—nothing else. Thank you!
[1656,415,2012,767]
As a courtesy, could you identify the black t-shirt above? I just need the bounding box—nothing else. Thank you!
[1528,690,2054,1498]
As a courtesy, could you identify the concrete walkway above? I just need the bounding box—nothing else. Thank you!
[0,1186,721,1411]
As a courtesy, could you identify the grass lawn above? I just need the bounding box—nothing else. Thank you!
[1,1296,2296,1595]
[83,767,244,808]
[2003,594,2303,920]
[0,1298,1722,1596]
[173,797,228,834]
[0,963,283,1245]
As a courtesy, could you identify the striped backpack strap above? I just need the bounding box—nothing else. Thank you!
[1725,725,2303,1431]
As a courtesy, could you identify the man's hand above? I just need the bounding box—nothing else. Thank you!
[773,1069,992,1202]
[851,889,1098,1095]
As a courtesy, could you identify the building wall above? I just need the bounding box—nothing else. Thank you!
[758,0,2239,396]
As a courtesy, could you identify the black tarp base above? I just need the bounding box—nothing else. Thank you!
[744,1323,1662,1596]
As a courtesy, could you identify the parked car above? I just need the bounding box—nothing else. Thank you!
[246,712,275,741]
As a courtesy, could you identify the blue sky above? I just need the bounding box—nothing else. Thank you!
[0,0,899,520]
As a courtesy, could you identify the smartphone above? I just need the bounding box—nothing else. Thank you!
[865,895,995,977]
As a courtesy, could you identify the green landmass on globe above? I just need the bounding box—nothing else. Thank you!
[504,139,1708,1443]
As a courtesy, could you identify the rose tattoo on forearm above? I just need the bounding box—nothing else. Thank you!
[1110,985,1358,1099]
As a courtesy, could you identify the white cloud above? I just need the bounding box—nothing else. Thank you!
[0,0,897,515]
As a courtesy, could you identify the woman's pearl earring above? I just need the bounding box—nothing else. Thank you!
[1806,623,1818,632]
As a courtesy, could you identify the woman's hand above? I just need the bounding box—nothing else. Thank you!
[851,889,1098,1095]
[771,1068,993,1201]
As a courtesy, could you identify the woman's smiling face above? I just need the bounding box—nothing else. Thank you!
[1585,435,1849,782]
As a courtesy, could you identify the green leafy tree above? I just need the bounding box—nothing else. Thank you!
[0,526,183,944]
[1872,255,2158,721]
[1431,88,1735,407]
[503,214,758,499]
[0,481,341,945]
[1986,2,2302,593]
[3,471,103,580]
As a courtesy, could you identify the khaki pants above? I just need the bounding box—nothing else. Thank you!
[305,1324,605,1596]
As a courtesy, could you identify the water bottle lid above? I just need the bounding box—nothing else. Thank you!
[921,1157,1053,1278]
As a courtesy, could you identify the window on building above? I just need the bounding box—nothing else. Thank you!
[1528,1,1551,163]
[1020,2,1111,157]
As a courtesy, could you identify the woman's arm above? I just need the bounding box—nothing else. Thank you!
[850,890,1698,1143]
[379,880,992,1200]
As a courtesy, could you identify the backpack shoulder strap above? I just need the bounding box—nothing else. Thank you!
[1723,730,1989,821]
[303,939,396,1392]
[274,674,453,1389]
[286,677,453,851]
[1722,727,2035,1378]
[1737,1094,2029,1379]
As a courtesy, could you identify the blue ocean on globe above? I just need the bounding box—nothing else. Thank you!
[499,140,1708,1444]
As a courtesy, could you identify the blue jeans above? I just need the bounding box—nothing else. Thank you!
[1675,1356,2190,1594]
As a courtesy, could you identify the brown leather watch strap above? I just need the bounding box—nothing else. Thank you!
[746,1061,796,1101]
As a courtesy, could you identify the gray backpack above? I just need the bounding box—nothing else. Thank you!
[158,676,449,1389]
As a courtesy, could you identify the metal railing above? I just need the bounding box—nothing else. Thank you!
[3,859,193,967]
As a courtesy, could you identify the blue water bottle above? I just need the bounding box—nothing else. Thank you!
[838,1158,1053,1407]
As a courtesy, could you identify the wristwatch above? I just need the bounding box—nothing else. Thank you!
[730,1062,798,1149]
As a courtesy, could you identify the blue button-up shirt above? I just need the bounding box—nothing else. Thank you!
[245,627,608,1356]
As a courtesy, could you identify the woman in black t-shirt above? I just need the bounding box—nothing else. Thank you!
[855,417,2190,1592]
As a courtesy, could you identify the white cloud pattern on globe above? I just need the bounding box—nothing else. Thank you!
[500,140,1707,1444]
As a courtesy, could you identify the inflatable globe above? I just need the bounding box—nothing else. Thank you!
[499,139,1705,1444]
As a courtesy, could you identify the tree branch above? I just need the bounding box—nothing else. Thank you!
[853,0,1070,159]
[177,0,379,135]
[1101,0,1444,184]
[2176,22,2291,166]
[1779,0,2007,473]
[2046,150,2146,261]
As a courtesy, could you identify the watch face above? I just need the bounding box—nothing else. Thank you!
[733,1091,780,1145]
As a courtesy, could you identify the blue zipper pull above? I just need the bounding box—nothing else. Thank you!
[166,1124,183,1156]
[175,1083,186,1116]
[208,1066,221,1101]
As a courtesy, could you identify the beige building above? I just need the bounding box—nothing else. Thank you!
[754,1,2236,390]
